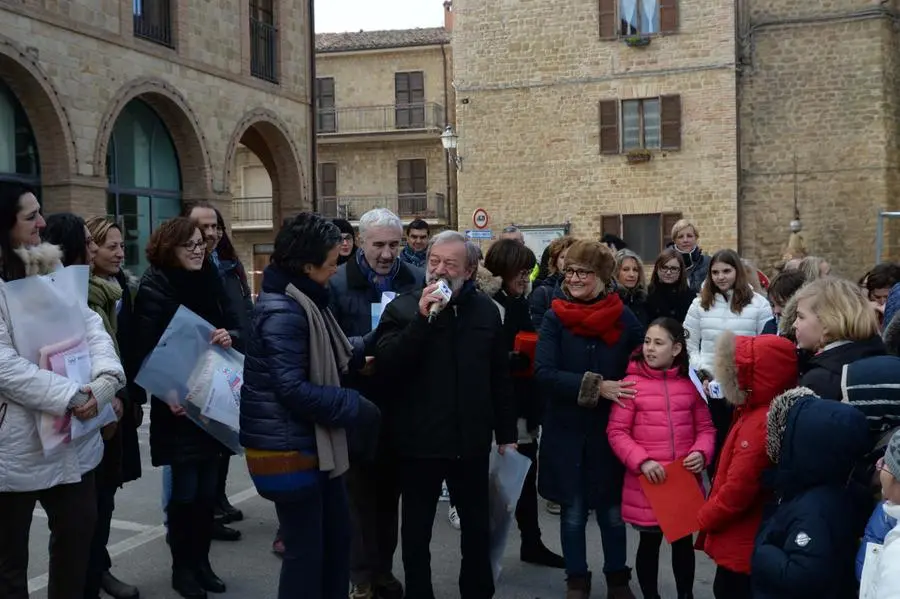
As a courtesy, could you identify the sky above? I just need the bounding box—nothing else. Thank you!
[315,0,445,33]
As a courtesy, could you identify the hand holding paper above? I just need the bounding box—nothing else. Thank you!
[641,460,667,484]
[639,460,707,543]
[683,451,706,474]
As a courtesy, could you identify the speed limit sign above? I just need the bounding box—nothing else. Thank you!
[472,208,489,229]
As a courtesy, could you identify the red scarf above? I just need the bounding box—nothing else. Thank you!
[551,293,625,344]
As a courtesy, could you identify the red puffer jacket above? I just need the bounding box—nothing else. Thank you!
[697,333,798,574]
[607,361,716,527]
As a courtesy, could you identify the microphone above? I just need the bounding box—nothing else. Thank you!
[427,279,453,323]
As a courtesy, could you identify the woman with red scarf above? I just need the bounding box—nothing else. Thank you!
[534,240,644,599]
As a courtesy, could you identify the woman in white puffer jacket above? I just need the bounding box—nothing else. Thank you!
[683,249,772,471]
[0,184,125,599]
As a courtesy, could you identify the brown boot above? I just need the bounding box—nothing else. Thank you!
[566,572,592,599]
[605,568,636,599]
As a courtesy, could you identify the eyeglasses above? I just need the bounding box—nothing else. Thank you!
[659,266,681,274]
[877,457,891,474]
[180,240,206,253]
[564,268,595,280]
[340,234,354,242]
[515,269,531,281]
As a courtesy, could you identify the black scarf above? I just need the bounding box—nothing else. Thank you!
[161,263,227,328]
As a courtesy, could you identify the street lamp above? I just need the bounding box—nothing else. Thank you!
[441,125,462,171]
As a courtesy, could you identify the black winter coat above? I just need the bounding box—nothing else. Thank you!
[218,258,253,349]
[134,263,240,467]
[492,289,543,430]
[373,284,517,458]
[644,283,696,324]
[113,269,142,485]
[617,287,649,329]
[240,266,361,454]
[800,336,886,400]
[529,273,562,330]
[752,396,871,599]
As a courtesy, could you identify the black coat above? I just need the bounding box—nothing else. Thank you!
[617,287,649,329]
[799,336,886,400]
[218,258,253,350]
[113,270,142,485]
[134,263,240,467]
[492,290,543,430]
[529,273,562,330]
[752,396,871,599]
[644,283,696,324]
[373,284,517,459]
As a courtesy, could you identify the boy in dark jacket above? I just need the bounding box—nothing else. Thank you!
[751,388,871,599]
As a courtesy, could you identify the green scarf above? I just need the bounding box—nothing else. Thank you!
[87,275,123,358]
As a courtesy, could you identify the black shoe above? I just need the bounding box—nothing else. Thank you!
[373,573,404,599]
[520,541,565,568]
[101,571,140,599]
[214,497,243,524]
[211,522,241,542]
[195,561,226,594]
[171,569,207,599]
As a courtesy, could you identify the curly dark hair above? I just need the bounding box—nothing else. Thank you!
[484,238,537,281]
[42,213,89,267]
[146,217,202,269]
[271,212,341,277]
[866,262,900,292]
[0,182,37,281]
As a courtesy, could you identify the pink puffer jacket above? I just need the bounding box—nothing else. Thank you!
[607,361,716,527]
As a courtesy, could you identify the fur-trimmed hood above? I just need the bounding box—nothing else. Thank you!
[12,243,63,278]
[713,330,799,408]
[474,264,503,297]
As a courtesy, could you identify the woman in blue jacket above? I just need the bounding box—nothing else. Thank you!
[534,239,644,599]
[240,213,379,599]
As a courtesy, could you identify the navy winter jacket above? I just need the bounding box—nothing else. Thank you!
[752,395,871,599]
[240,266,360,454]
[534,286,644,508]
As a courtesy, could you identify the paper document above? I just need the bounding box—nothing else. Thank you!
[689,368,707,402]
[370,291,397,330]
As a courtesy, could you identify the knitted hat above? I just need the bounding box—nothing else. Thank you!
[886,429,900,480]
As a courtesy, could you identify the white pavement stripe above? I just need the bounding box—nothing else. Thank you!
[27,487,259,594]
[32,509,155,533]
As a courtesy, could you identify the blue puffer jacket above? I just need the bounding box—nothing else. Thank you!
[856,501,898,582]
[534,286,644,508]
[884,282,900,329]
[239,265,360,453]
[752,393,871,599]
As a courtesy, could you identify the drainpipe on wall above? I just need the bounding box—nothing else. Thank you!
[440,41,452,229]
[308,0,318,214]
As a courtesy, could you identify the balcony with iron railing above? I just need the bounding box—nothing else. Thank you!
[250,19,278,83]
[232,197,273,230]
[133,0,173,47]
[317,103,445,141]
[320,193,447,223]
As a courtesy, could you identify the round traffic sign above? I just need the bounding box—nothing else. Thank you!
[473,208,489,229]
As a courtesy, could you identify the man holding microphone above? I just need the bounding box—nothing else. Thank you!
[374,231,518,599]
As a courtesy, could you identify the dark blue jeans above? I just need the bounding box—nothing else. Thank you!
[275,474,350,599]
[559,489,628,576]
[168,459,219,507]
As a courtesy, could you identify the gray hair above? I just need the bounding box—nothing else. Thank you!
[427,230,480,271]
[358,208,403,239]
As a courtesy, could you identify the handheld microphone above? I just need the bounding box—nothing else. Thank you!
[427,279,453,323]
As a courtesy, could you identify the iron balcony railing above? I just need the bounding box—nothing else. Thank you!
[250,19,278,83]
[320,193,448,222]
[133,0,173,47]
[317,103,445,135]
[232,196,273,228]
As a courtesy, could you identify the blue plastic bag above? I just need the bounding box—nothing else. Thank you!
[488,447,532,582]
[135,306,244,454]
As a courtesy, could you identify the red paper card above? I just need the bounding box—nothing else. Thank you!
[513,332,538,377]
[638,460,706,543]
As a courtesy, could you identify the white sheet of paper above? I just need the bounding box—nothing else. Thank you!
[859,542,883,599]
[689,368,708,403]
[200,366,241,430]
[70,403,118,440]
[63,349,92,384]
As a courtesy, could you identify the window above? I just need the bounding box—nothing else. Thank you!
[133,0,173,47]
[395,72,425,129]
[0,79,40,191]
[319,163,338,217]
[598,0,678,39]
[316,78,336,133]
[397,159,427,216]
[250,0,278,83]
[602,213,682,261]
[598,95,681,154]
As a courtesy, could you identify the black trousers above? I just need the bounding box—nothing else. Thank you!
[83,479,117,599]
[347,453,401,585]
[0,471,97,599]
[707,398,733,478]
[514,442,543,547]
[635,532,695,598]
[713,566,751,599]
[400,455,493,599]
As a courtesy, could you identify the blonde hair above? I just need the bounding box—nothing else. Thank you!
[85,216,121,246]
[789,277,879,343]
[797,256,829,283]
[671,219,699,241]
[614,249,646,291]
[564,239,616,284]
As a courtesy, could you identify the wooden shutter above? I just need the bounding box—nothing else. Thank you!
[397,159,426,194]
[661,212,682,247]
[316,78,336,133]
[599,0,618,39]
[601,215,622,237]
[599,100,620,154]
[319,163,337,197]
[660,95,682,150]
[659,0,679,34]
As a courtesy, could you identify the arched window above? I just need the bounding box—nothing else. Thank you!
[106,99,182,274]
[0,78,40,191]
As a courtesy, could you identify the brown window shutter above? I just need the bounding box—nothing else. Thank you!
[601,215,622,237]
[660,95,682,151]
[599,100,620,154]
[659,0,678,34]
[661,212,682,247]
[598,0,617,40]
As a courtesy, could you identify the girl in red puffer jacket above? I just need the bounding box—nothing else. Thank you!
[607,318,717,599]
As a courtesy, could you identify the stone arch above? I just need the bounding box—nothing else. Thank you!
[224,108,308,226]
[95,77,212,199]
[0,36,77,183]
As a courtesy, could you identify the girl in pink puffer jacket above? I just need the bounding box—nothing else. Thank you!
[607,317,716,599]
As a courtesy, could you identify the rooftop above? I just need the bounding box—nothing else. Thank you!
[315,27,450,53]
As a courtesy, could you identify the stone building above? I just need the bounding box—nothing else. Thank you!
[0,0,314,280]
[450,0,900,274]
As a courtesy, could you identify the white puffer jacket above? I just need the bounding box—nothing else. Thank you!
[683,289,773,373]
[0,244,125,492]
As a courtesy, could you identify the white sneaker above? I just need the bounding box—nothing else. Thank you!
[448,505,461,530]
